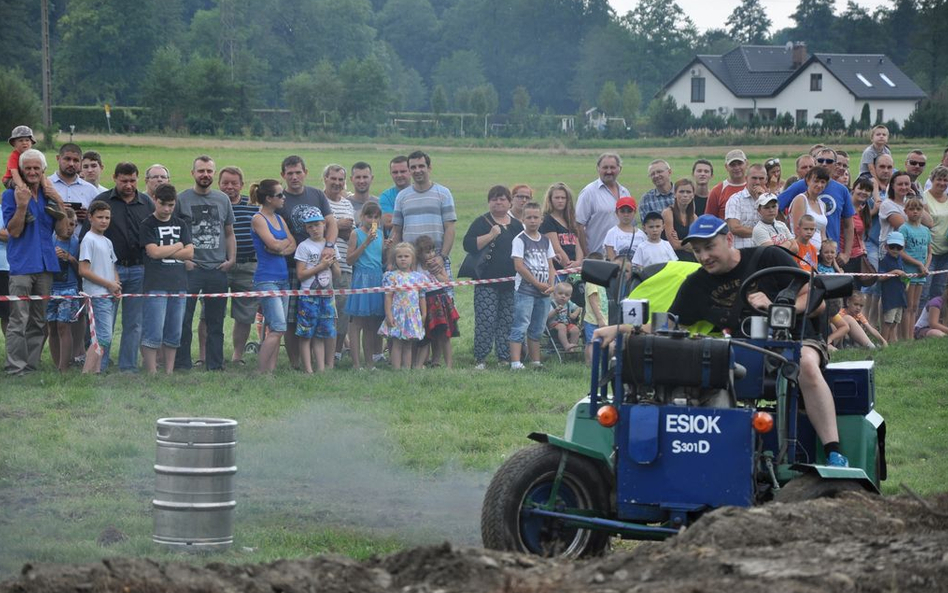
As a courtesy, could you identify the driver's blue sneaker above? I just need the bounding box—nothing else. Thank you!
[827,452,849,467]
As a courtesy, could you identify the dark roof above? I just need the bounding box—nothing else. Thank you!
[662,45,925,101]
[811,54,926,100]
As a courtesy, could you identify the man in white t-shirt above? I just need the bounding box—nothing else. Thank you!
[576,152,630,255]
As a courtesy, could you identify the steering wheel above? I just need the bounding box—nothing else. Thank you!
[738,266,811,315]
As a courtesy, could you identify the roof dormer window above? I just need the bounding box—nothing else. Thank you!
[879,73,896,87]
[856,73,873,87]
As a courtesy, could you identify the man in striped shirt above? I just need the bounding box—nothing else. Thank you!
[391,150,457,268]
[217,166,258,364]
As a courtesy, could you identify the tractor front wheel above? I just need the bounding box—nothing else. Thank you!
[481,443,610,558]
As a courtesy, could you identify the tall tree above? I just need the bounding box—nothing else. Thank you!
[831,2,885,54]
[620,0,698,100]
[882,0,918,65]
[139,46,188,130]
[570,23,636,108]
[376,0,441,79]
[621,81,641,123]
[598,81,620,115]
[905,0,948,92]
[726,0,772,44]
[789,0,837,50]
[432,50,487,110]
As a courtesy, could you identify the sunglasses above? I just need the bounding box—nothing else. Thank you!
[816,158,836,165]
[765,158,780,166]
[908,160,926,167]
[887,244,904,250]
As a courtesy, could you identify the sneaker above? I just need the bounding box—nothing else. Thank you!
[510,361,525,370]
[827,452,849,468]
[474,362,486,371]
[334,352,343,362]
[45,201,65,221]
[372,353,386,363]
[530,361,544,369]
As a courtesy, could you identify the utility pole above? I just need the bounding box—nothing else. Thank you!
[219,0,236,81]
[41,0,53,129]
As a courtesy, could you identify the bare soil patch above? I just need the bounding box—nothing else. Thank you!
[4,491,947,592]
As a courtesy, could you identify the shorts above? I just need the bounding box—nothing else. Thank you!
[255,280,289,333]
[228,261,259,324]
[882,308,903,324]
[549,321,578,333]
[583,321,598,343]
[915,326,940,339]
[801,338,829,369]
[46,288,82,323]
[295,295,336,339]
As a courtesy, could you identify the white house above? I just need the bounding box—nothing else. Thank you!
[661,43,926,127]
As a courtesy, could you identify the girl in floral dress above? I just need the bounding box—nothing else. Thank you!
[379,242,426,369]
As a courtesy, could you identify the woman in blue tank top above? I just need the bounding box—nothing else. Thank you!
[250,179,296,373]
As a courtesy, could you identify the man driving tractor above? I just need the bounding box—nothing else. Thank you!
[595,214,849,468]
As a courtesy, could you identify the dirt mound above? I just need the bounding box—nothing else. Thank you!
[4,493,948,593]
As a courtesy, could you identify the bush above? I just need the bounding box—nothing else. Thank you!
[0,68,42,139]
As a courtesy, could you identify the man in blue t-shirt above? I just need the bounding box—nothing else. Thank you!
[777,148,854,264]
[378,155,410,237]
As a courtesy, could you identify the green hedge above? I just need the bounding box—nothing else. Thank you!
[52,105,145,133]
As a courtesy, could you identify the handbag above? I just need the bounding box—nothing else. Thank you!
[858,255,878,287]
[459,215,495,280]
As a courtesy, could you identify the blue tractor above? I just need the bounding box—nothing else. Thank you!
[480,260,886,557]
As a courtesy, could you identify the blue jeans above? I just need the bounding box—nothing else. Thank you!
[115,265,144,371]
[255,280,289,333]
[177,268,229,370]
[142,291,187,349]
[90,295,114,373]
[509,291,551,343]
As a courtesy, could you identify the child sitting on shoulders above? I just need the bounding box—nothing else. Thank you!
[414,234,460,369]
[631,211,677,269]
[547,281,582,352]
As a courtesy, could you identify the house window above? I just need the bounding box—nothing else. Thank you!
[810,73,822,91]
[877,109,884,123]
[796,110,808,125]
[691,77,706,103]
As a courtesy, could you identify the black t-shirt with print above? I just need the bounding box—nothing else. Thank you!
[141,214,193,292]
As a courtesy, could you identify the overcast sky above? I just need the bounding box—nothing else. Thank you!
[608,0,888,33]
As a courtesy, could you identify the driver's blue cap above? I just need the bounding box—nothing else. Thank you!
[682,214,729,244]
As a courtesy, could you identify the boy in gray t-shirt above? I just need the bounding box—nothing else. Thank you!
[508,202,555,370]
[78,201,120,374]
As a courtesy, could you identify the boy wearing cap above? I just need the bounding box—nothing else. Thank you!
[879,231,908,344]
[603,196,645,262]
[631,211,677,268]
[295,210,340,373]
[752,194,794,249]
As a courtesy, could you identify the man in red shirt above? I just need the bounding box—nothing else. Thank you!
[705,149,747,220]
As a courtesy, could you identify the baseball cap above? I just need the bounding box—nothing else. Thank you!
[643,210,664,223]
[8,125,36,146]
[615,196,637,211]
[756,193,779,207]
[725,149,747,164]
[886,231,905,247]
[682,214,729,244]
[302,208,325,223]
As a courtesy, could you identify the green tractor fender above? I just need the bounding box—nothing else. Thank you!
[527,399,616,471]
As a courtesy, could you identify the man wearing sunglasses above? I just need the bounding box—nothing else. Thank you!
[777,147,854,265]
[904,150,927,196]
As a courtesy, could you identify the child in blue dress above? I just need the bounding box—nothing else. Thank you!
[378,242,426,370]
[898,197,932,339]
[345,202,386,369]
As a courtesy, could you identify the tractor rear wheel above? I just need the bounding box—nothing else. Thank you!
[481,443,610,558]
[774,472,868,503]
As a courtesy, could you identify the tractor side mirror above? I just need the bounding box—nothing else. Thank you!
[582,259,619,287]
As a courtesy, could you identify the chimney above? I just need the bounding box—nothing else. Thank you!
[792,42,808,69]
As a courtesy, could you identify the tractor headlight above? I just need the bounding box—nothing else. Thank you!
[768,304,795,329]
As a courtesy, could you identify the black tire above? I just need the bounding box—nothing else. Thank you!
[774,472,869,504]
[481,443,611,558]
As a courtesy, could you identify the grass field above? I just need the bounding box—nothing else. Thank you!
[0,137,946,577]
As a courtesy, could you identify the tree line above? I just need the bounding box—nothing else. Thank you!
[3,0,948,137]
